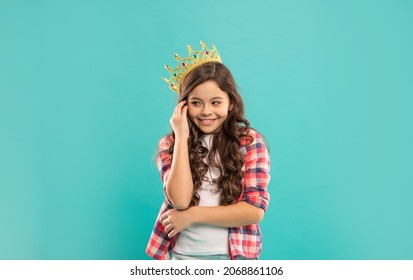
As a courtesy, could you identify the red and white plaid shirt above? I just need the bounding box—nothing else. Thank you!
[146,129,271,260]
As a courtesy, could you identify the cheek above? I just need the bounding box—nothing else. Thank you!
[217,107,230,118]
[187,106,197,118]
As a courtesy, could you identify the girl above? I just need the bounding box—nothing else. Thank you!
[146,44,270,260]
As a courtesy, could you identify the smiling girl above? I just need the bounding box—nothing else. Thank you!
[146,43,270,260]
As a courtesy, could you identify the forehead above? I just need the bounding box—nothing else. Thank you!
[189,80,229,100]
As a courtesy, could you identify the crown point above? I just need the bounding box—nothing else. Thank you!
[163,41,221,94]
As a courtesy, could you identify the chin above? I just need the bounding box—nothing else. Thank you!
[199,126,221,134]
[200,128,215,134]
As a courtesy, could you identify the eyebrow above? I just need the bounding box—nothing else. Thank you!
[189,96,224,101]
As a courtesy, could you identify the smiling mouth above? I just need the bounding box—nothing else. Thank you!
[198,119,217,125]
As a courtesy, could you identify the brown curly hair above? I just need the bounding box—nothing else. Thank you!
[167,62,253,206]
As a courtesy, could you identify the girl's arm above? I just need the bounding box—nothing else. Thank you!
[164,101,193,210]
[160,202,264,238]
[191,202,264,227]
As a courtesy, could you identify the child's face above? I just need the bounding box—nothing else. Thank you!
[187,80,234,134]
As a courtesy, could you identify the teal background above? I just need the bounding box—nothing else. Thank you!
[1,0,412,260]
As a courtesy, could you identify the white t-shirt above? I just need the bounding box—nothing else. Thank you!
[174,134,229,256]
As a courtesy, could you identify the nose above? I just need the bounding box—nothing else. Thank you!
[201,104,212,116]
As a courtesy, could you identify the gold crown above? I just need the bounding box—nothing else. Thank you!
[162,41,222,94]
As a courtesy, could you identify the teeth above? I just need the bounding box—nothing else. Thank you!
[200,119,214,124]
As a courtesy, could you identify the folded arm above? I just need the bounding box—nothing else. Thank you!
[160,202,264,238]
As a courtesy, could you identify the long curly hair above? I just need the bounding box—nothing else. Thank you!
[168,62,253,206]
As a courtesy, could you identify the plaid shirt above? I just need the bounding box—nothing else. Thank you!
[146,129,270,260]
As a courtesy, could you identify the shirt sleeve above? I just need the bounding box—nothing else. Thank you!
[241,131,271,211]
[156,135,174,203]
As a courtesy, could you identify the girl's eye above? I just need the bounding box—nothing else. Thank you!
[191,101,201,106]
[212,101,221,105]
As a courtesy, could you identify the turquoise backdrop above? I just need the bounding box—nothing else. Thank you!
[1,0,412,260]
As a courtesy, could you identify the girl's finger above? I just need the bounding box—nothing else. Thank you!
[181,105,188,117]
[178,100,187,110]
[164,224,173,233]
[168,229,177,238]
[160,211,169,223]
[173,100,186,116]
[160,212,165,222]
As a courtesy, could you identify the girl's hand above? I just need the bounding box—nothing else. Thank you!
[170,100,190,140]
[160,208,193,238]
